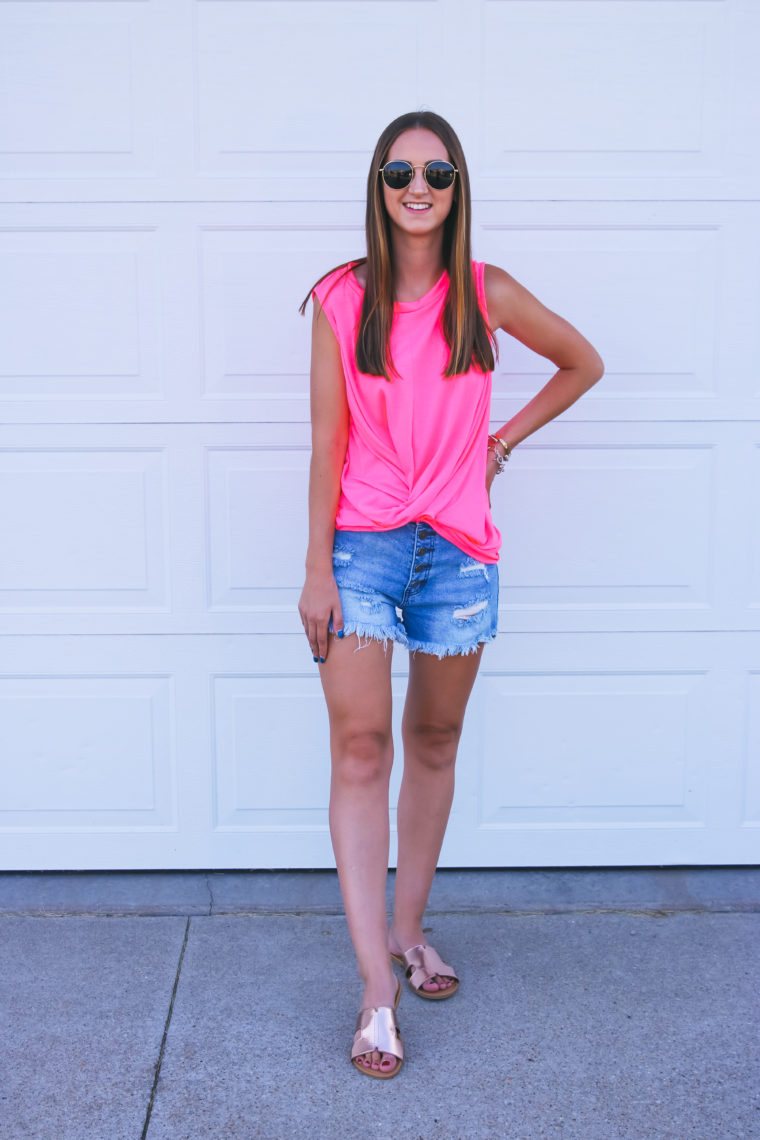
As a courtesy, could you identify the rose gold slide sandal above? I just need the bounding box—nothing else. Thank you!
[350,979,403,1079]
[391,943,459,1001]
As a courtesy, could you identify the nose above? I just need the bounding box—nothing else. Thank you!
[409,165,427,193]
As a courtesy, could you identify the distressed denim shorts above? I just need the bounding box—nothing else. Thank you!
[329,523,499,658]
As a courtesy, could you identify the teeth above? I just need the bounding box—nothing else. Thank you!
[405,204,430,211]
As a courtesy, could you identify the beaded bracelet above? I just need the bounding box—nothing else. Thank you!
[487,434,513,474]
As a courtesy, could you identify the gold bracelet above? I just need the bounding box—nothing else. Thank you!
[488,433,513,459]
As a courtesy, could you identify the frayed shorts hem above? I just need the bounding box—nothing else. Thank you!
[336,621,497,659]
[404,629,498,660]
[336,620,406,652]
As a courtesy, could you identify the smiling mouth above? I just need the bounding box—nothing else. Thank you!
[403,203,432,212]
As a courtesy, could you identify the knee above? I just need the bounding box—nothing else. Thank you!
[332,728,393,788]
[403,720,462,773]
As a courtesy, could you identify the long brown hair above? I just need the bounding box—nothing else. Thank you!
[300,111,496,380]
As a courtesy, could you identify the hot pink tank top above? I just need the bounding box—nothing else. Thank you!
[313,260,501,563]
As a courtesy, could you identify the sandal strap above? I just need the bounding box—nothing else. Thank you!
[401,944,459,992]
[351,1005,404,1063]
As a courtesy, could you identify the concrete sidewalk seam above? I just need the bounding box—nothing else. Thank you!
[140,916,190,1140]
[196,903,760,918]
[2,901,758,918]
[204,872,215,916]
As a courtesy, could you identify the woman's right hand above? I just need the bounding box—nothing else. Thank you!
[298,569,344,664]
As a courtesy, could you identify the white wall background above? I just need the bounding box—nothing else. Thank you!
[1,0,758,870]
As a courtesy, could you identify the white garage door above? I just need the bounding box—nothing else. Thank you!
[1,0,758,869]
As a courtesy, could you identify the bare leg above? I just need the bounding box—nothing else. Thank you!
[389,646,484,992]
[319,633,399,1072]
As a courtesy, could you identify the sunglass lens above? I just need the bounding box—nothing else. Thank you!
[382,161,413,189]
[425,161,456,189]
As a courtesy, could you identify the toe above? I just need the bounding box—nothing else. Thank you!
[422,974,445,991]
[356,1048,396,1073]
[422,972,456,992]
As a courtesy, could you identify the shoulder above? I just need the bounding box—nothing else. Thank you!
[314,259,364,304]
[312,262,363,339]
[483,263,524,330]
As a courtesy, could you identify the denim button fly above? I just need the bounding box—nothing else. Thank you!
[329,521,499,656]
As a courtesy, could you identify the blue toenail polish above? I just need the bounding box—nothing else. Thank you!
[319,656,325,663]
[312,655,318,662]
[337,630,345,639]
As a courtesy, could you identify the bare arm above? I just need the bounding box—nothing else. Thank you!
[484,263,604,486]
[298,298,350,662]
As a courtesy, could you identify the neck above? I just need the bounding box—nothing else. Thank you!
[389,232,446,300]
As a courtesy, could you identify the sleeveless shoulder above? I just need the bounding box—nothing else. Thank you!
[313,262,360,312]
[312,262,362,344]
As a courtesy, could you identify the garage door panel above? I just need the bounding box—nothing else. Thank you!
[197,225,364,404]
[476,0,759,199]
[0,674,176,830]
[495,445,713,608]
[0,424,312,636]
[483,217,728,418]
[194,0,447,178]
[480,203,760,425]
[482,3,720,173]
[212,672,407,839]
[212,675,330,829]
[0,1,164,184]
[0,447,169,612]
[479,671,708,827]
[0,227,162,400]
[452,633,755,866]
[206,446,309,611]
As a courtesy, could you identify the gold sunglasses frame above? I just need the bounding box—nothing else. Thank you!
[378,160,459,189]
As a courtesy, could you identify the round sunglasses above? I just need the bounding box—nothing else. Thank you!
[379,160,458,191]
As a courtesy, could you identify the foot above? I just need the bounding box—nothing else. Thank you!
[388,928,457,996]
[352,973,401,1075]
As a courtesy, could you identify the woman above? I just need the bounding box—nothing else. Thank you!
[298,111,603,1079]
